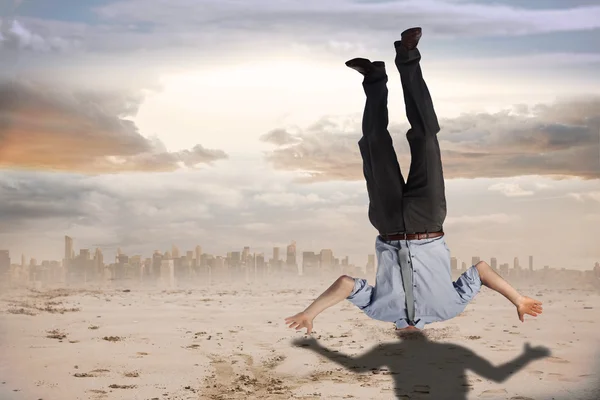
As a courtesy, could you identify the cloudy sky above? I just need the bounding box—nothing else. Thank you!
[1,0,599,271]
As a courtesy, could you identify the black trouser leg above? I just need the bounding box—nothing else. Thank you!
[358,72,406,234]
[395,47,447,233]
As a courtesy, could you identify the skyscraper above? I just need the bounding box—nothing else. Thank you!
[171,245,180,259]
[490,257,497,271]
[302,252,319,276]
[451,257,458,272]
[471,256,480,266]
[64,236,73,267]
[366,254,376,274]
[152,251,163,278]
[320,249,333,271]
[242,246,250,264]
[80,249,90,260]
[255,253,265,277]
[529,255,533,271]
[286,241,297,273]
[94,248,104,269]
[195,245,202,263]
[229,251,241,277]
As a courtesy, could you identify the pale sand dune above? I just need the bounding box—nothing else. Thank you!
[0,280,599,400]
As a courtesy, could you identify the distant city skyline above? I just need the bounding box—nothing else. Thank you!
[2,234,597,276]
[2,235,599,292]
[1,1,599,271]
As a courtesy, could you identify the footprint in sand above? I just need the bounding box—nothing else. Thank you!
[479,389,508,397]
[545,373,580,383]
[528,370,544,376]
[546,373,563,381]
[545,356,569,364]
[87,389,108,399]
[510,396,535,400]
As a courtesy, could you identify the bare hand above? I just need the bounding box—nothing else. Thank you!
[285,311,314,334]
[516,296,543,322]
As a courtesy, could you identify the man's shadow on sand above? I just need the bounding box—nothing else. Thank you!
[292,330,551,400]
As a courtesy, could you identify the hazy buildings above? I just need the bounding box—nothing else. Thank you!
[64,236,73,267]
[6,233,598,290]
[286,241,297,274]
[366,254,376,274]
[254,253,266,279]
[171,245,180,260]
[195,245,202,265]
[302,251,319,276]
[529,255,533,271]
[160,258,175,287]
[451,257,458,272]
[152,251,163,278]
[269,247,281,274]
[320,249,334,273]
[242,246,250,265]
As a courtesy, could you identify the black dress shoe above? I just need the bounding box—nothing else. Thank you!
[394,27,422,51]
[345,58,386,77]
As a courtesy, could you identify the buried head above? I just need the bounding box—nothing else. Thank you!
[395,326,427,341]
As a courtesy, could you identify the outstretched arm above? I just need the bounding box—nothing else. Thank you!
[475,261,543,322]
[468,343,551,382]
[292,337,380,373]
[285,275,355,334]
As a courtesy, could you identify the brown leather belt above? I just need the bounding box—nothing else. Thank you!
[380,231,444,241]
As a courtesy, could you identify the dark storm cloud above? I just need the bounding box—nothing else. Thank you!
[262,97,600,182]
[0,166,367,258]
[0,81,228,173]
[0,172,106,234]
[2,0,599,57]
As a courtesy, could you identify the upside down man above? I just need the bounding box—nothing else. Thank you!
[285,27,543,334]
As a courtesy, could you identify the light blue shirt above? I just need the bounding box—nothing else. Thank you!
[347,235,482,329]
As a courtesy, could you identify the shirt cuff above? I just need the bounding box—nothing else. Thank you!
[395,319,409,329]
[395,319,426,330]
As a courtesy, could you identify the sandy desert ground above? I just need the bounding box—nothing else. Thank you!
[1,278,599,400]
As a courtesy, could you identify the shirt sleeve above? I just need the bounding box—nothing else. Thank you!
[346,278,373,309]
[453,265,482,304]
